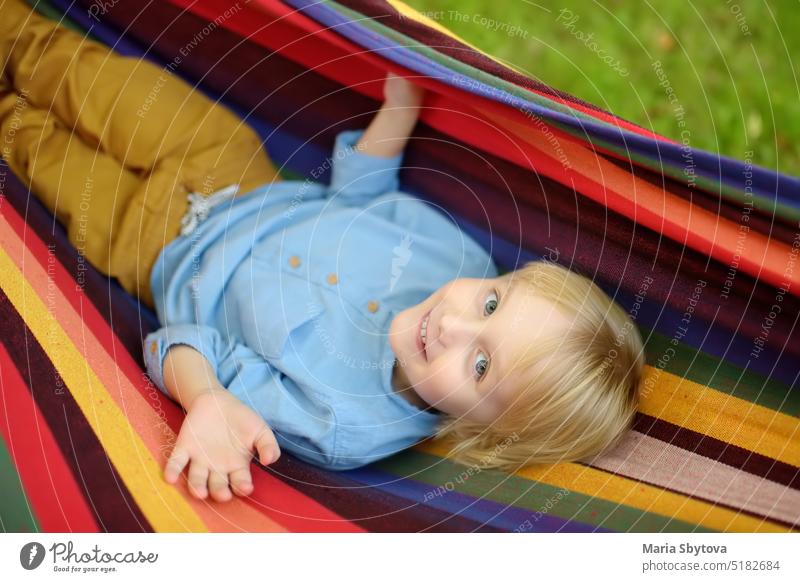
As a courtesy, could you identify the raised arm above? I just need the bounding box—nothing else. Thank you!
[355,73,425,158]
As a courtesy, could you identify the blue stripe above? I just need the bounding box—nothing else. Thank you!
[344,466,606,532]
[50,0,797,390]
[285,0,799,211]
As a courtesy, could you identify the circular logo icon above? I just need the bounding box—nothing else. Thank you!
[19,542,46,570]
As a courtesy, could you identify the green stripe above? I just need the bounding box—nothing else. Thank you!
[324,1,796,221]
[326,1,601,123]
[640,324,800,415]
[376,451,714,532]
[276,167,307,181]
[26,0,95,34]
[0,434,40,533]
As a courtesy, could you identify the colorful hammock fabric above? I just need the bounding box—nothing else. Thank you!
[0,0,798,532]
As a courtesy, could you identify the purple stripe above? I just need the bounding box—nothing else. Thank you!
[345,467,606,533]
[285,0,800,208]
[267,456,504,532]
[50,0,157,58]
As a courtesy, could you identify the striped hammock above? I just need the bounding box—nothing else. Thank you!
[0,0,797,532]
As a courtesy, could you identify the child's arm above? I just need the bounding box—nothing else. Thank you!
[161,345,280,502]
[356,73,425,158]
[162,344,225,408]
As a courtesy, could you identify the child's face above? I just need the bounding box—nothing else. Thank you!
[389,275,571,423]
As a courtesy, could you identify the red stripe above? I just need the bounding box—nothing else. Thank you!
[169,0,799,295]
[176,0,671,152]
[167,0,642,187]
[0,343,99,532]
[334,0,670,143]
[3,183,361,532]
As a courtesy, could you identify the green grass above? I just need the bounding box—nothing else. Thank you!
[404,0,799,174]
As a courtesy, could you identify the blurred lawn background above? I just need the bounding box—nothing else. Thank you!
[404,0,799,174]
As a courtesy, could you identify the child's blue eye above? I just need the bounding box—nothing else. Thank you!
[475,289,499,381]
[484,290,498,316]
[474,352,489,379]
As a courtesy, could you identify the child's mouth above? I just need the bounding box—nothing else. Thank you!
[417,311,430,361]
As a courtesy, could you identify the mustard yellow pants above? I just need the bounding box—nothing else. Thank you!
[0,0,279,309]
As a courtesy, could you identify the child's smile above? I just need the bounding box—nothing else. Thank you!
[416,309,432,360]
[389,274,572,423]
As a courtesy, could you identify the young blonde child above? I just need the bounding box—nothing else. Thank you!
[1,0,644,504]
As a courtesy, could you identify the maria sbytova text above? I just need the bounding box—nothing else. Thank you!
[643,544,727,557]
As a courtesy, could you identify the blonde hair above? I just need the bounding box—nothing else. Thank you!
[433,259,644,472]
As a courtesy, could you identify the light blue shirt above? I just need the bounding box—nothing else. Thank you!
[143,129,498,470]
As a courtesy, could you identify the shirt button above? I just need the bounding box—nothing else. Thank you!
[326,273,338,285]
[367,300,379,313]
[150,341,157,354]
[288,255,301,268]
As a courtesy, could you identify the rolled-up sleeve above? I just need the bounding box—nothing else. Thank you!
[142,324,341,468]
[143,323,230,398]
[327,129,404,206]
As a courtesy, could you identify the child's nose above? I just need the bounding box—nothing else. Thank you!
[437,311,480,346]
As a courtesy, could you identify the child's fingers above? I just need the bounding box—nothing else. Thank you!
[207,470,232,503]
[164,448,190,483]
[254,428,280,466]
[187,460,210,499]
[229,468,254,497]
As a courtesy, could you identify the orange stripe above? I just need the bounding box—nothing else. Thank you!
[474,106,800,295]
[0,212,285,532]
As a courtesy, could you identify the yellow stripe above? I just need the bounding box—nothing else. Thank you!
[386,0,527,74]
[639,367,800,467]
[418,360,799,531]
[0,244,207,532]
[418,441,789,532]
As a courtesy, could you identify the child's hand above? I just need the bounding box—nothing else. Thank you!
[163,388,280,502]
[383,72,425,109]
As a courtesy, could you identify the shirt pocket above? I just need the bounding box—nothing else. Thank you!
[241,254,326,360]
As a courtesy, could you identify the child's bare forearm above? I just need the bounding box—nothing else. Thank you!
[356,103,421,158]
[162,344,226,410]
